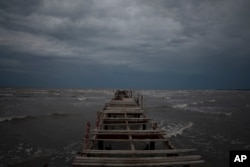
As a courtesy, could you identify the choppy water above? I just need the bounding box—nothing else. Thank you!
[0,88,250,167]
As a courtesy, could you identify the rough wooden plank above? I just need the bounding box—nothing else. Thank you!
[108,101,138,105]
[103,118,150,120]
[72,160,205,167]
[111,99,135,103]
[103,110,144,114]
[73,155,203,165]
[103,120,149,123]
[80,149,197,155]
[89,138,170,142]
[104,109,143,111]
[91,132,167,135]
[91,129,166,133]
[106,107,142,110]
[100,122,152,126]
[73,155,202,161]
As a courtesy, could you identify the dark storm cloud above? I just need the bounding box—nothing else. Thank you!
[1,0,250,88]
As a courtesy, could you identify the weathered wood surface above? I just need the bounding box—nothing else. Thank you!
[105,107,142,110]
[80,149,197,155]
[72,90,204,167]
[73,160,205,167]
[103,110,144,114]
[73,155,205,166]
[91,129,166,133]
[99,122,152,125]
[89,138,170,142]
[102,118,150,121]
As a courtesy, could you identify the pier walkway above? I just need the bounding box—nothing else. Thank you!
[72,90,204,167]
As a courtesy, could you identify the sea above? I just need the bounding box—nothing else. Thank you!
[0,88,250,167]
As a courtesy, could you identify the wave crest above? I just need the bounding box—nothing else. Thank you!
[0,116,30,122]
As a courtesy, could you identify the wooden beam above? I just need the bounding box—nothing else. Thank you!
[104,109,143,111]
[80,149,197,155]
[99,122,152,126]
[103,118,150,121]
[72,156,204,166]
[91,129,166,133]
[103,110,144,114]
[74,155,202,161]
[108,102,138,105]
[73,160,205,167]
[89,138,169,142]
[103,120,149,124]
[106,107,141,110]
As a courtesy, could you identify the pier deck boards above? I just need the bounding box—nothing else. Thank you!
[72,90,204,167]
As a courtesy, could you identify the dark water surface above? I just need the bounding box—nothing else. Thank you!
[0,89,250,167]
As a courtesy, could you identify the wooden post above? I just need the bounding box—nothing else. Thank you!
[140,95,143,109]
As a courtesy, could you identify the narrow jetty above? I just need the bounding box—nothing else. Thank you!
[72,90,204,167]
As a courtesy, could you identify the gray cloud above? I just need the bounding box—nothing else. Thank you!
[1,0,250,88]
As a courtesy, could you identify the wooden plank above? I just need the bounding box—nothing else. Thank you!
[103,120,149,123]
[106,100,138,105]
[91,129,166,133]
[104,109,143,111]
[106,107,141,110]
[110,99,136,102]
[111,99,135,103]
[100,122,152,126]
[92,132,167,136]
[73,155,203,164]
[80,149,197,155]
[103,118,150,120]
[72,160,205,167]
[92,132,166,136]
[89,138,170,142]
[103,110,144,114]
[106,105,138,108]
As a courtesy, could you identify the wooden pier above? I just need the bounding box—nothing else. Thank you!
[72,90,204,167]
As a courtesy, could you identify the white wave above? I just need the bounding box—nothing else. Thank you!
[231,139,244,145]
[77,97,87,101]
[163,96,171,100]
[0,116,29,122]
[189,107,232,116]
[191,101,204,105]
[0,93,14,97]
[208,99,216,102]
[161,122,193,137]
[172,103,188,109]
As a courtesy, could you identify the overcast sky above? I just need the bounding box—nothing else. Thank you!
[0,0,250,89]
